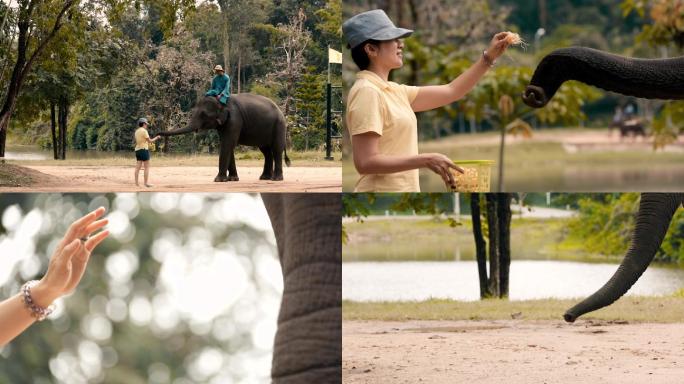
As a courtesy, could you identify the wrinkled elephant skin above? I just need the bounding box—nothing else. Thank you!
[523,47,684,108]
[262,194,341,383]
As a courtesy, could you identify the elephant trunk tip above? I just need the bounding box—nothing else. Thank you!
[522,85,548,108]
[563,312,577,323]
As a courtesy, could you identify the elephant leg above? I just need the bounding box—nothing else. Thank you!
[262,194,341,383]
[259,146,274,180]
[227,150,239,181]
[272,148,284,181]
[214,133,230,182]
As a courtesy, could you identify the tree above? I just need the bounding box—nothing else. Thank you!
[0,0,78,157]
[621,0,684,148]
[140,28,214,152]
[343,193,514,299]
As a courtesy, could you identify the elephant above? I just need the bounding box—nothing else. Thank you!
[158,94,291,182]
[522,47,684,108]
[262,193,341,383]
[564,193,684,323]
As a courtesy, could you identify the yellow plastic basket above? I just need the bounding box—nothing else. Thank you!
[449,160,494,192]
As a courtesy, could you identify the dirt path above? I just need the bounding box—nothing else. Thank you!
[2,165,340,192]
[344,320,684,384]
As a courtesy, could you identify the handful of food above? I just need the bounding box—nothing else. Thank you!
[446,160,494,192]
[504,31,527,49]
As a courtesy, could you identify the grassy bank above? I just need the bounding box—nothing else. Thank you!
[343,129,684,191]
[343,292,684,323]
[343,217,621,263]
[7,149,342,167]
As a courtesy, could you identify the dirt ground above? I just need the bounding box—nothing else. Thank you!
[343,320,684,384]
[0,165,340,192]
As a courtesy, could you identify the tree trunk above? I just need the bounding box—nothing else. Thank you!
[470,193,490,298]
[486,194,500,297]
[51,102,58,159]
[538,0,547,29]
[237,46,242,93]
[218,1,230,75]
[497,193,512,298]
[59,97,67,159]
[497,125,506,192]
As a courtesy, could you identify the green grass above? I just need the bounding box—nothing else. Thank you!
[343,217,618,263]
[343,295,684,323]
[7,149,342,167]
[343,129,684,191]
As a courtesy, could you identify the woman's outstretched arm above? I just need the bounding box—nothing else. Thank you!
[0,207,109,346]
[410,32,511,112]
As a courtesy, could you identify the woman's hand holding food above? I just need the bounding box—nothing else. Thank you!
[420,153,464,190]
[486,31,521,61]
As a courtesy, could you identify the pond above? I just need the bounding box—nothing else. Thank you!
[342,260,684,301]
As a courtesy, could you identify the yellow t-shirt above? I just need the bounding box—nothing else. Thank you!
[134,127,150,151]
[346,70,420,192]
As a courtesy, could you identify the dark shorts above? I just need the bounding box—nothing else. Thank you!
[135,149,150,161]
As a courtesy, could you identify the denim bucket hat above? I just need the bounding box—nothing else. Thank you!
[343,9,413,49]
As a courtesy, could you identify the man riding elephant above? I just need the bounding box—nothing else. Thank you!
[206,65,231,125]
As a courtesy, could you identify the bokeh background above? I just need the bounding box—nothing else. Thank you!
[0,193,283,384]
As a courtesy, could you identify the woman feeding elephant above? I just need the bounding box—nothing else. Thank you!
[343,9,514,192]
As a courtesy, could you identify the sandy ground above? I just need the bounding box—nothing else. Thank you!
[343,320,684,384]
[2,165,341,192]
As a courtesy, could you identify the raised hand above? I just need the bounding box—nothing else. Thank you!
[32,207,110,307]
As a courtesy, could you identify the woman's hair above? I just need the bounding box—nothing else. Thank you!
[351,40,380,70]
[138,121,146,127]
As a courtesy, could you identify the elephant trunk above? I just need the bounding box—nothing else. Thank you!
[522,47,684,108]
[262,194,341,383]
[157,125,196,136]
[564,193,684,323]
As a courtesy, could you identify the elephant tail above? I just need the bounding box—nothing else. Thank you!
[563,193,683,323]
[522,47,684,108]
[284,147,291,167]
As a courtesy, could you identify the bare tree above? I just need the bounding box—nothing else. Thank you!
[269,8,311,147]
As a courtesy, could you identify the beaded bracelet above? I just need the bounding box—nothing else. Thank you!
[482,50,496,68]
[21,280,55,321]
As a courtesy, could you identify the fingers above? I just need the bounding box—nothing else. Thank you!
[494,32,508,40]
[83,218,108,237]
[85,230,110,252]
[49,238,81,287]
[66,207,106,239]
[431,163,455,190]
[448,162,465,174]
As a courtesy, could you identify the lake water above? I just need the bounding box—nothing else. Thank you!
[343,260,684,301]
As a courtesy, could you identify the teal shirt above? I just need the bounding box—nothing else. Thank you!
[207,74,230,97]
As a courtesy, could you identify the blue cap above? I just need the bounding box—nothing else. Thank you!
[343,9,413,49]
[137,117,148,125]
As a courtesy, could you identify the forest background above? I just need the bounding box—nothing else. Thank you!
[0,0,342,158]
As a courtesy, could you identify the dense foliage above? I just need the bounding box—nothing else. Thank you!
[565,193,684,263]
